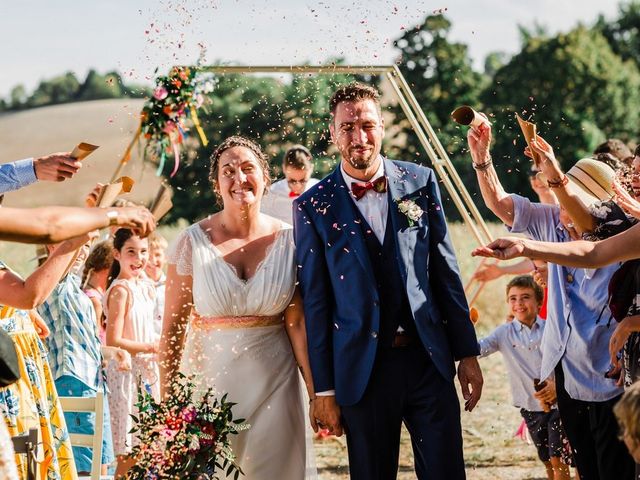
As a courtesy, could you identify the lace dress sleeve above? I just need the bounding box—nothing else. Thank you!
[167,229,193,277]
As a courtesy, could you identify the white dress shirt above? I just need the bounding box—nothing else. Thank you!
[340,157,388,244]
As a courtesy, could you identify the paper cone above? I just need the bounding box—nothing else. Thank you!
[70,142,99,161]
[149,184,173,221]
[96,176,135,208]
[515,114,541,166]
[451,106,489,128]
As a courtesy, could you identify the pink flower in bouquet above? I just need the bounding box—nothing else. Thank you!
[181,406,197,423]
[160,427,178,440]
[153,86,169,101]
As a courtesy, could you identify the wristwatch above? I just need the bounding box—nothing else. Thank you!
[106,209,119,226]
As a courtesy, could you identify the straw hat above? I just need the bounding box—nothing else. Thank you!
[565,158,616,206]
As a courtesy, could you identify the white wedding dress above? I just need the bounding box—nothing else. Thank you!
[168,223,316,479]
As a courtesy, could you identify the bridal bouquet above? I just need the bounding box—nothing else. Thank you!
[127,372,246,480]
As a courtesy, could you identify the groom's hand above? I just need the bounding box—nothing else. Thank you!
[458,356,483,412]
[313,395,343,436]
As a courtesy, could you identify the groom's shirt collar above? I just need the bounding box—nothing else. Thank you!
[340,156,388,244]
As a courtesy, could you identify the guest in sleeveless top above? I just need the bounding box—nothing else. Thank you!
[161,136,317,479]
[104,228,159,478]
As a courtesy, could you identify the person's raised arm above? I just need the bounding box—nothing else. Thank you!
[0,206,155,244]
[527,136,596,233]
[159,263,193,397]
[466,122,515,226]
[472,222,640,268]
[0,232,95,310]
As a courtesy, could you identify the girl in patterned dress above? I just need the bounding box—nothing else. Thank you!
[104,229,159,478]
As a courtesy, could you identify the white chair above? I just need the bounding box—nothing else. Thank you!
[59,391,110,480]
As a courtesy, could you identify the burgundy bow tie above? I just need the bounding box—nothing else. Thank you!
[289,191,300,198]
[351,176,387,200]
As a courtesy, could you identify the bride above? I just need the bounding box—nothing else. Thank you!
[159,136,316,479]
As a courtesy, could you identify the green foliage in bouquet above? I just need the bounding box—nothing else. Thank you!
[127,372,246,480]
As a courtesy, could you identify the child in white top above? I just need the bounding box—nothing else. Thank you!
[104,228,159,478]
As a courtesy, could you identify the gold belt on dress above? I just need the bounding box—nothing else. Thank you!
[191,314,282,330]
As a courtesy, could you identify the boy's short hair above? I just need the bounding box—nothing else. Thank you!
[506,275,544,304]
[147,232,168,251]
[614,382,640,447]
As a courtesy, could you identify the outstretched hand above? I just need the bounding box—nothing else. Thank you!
[613,180,640,220]
[458,357,483,412]
[471,237,527,261]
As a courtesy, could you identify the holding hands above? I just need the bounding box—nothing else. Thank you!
[311,395,343,437]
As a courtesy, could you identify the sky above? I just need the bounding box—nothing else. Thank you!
[0,0,623,97]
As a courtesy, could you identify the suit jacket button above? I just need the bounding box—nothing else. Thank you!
[373,301,379,307]
[371,331,378,339]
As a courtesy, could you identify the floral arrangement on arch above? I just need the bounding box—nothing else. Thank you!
[121,66,214,178]
[126,372,247,480]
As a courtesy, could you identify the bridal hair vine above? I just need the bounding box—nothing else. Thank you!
[396,198,424,226]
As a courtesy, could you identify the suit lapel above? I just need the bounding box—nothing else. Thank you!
[327,166,377,288]
[385,159,413,283]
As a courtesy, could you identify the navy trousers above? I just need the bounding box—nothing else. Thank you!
[340,343,466,480]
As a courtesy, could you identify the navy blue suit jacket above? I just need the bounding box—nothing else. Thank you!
[293,159,480,406]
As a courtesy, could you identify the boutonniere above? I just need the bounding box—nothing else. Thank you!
[396,198,424,226]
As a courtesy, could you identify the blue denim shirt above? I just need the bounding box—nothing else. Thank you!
[508,194,623,402]
[0,158,37,194]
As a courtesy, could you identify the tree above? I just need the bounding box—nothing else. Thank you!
[27,72,80,108]
[596,1,640,68]
[391,14,487,162]
[8,84,27,110]
[483,26,640,195]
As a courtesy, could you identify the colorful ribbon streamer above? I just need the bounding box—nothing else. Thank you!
[190,106,209,146]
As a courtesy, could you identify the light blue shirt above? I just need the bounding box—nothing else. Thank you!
[0,158,37,194]
[508,194,623,402]
[479,317,548,411]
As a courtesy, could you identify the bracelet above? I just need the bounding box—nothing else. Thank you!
[105,209,119,226]
[472,158,493,171]
[547,175,569,188]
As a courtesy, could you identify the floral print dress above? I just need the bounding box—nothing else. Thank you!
[0,305,78,479]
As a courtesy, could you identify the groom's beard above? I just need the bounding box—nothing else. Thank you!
[346,147,377,169]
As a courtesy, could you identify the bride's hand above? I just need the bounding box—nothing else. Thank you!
[308,397,318,432]
[471,237,527,261]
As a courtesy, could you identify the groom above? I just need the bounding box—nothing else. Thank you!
[293,82,483,479]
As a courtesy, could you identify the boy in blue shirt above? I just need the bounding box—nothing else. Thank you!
[479,275,570,480]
